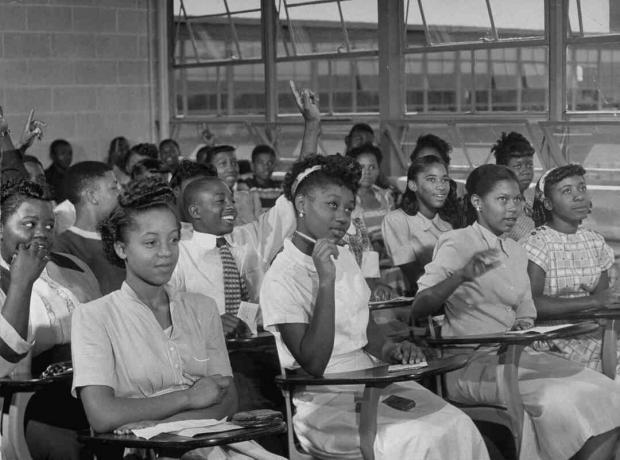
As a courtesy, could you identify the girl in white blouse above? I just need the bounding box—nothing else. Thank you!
[260,154,489,460]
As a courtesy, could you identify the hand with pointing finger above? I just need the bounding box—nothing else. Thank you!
[19,108,46,150]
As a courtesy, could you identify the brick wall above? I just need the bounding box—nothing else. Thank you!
[0,0,158,166]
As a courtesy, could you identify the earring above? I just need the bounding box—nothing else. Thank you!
[475,206,481,212]
[298,211,305,218]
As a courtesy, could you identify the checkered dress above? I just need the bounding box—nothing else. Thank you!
[523,226,617,374]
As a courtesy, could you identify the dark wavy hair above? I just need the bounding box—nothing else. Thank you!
[196,145,236,166]
[98,177,178,268]
[491,131,535,165]
[1,180,53,225]
[464,164,519,225]
[124,143,158,173]
[410,134,452,165]
[346,142,383,165]
[130,158,170,181]
[532,164,586,227]
[283,154,361,210]
[399,155,463,227]
[169,160,217,190]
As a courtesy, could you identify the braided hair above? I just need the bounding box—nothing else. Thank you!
[99,177,178,268]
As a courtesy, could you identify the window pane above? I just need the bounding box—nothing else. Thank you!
[405,47,547,113]
[174,64,266,116]
[277,0,378,57]
[567,43,620,111]
[569,0,619,36]
[277,57,379,114]
[173,0,262,64]
[488,0,545,38]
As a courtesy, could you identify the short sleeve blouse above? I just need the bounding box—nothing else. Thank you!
[260,239,371,371]
[72,283,231,398]
[522,226,615,298]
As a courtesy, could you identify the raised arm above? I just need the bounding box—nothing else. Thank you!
[0,108,45,185]
[290,81,321,159]
[528,262,620,318]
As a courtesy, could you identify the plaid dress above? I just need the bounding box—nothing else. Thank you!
[523,225,617,374]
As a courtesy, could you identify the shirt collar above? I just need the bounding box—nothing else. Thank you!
[120,281,177,309]
[68,226,101,240]
[473,221,509,255]
[190,230,233,249]
[283,239,316,270]
[415,212,451,232]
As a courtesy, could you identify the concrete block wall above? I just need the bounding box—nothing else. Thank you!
[0,0,158,166]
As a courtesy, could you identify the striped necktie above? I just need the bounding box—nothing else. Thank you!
[216,237,247,315]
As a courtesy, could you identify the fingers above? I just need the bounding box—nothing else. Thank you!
[289,80,302,109]
[25,109,34,129]
[314,239,338,261]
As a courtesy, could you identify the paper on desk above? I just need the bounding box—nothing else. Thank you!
[237,301,259,336]
[368,296,415,306]
[132,418,227,439]
[505,324,574,335]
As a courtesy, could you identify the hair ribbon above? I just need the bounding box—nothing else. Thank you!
[291,165,323,196]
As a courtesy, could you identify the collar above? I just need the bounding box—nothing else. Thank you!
[0,256,9,271]
[472,222,509,255]
[120,281,177,308]
[190,230,232,250]
[68,226,101,240]
[282,239,316,271]
[416,212,452,232]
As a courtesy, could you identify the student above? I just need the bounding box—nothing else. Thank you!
[23,155,46,185]
[124,142,158,177]
[260,154,488,460]
[244,144,282,211]
[524,164,620,374]
[45,139,73,202]
[409,134,464,227]
[493,131,536,241]
[412,164,620,460]
[130,158,171,182]
[196,144,262,225]
[159,138,181,168]
[72,178,275,459]
[382,155,452,290]
[54,161,125,295]
[344,122,375,153]
[0,180,100,459]
[106,136,130,186]
[169,159,218,240]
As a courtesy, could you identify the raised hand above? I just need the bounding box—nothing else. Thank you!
[311,238,339,281]
[10,242,49,286]
[290,80,320,122]
[0,106,8,133]
[19,109,46,150]
[460,248,501,282]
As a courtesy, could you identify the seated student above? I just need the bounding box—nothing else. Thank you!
[0,180,100,459]
[107,136,131,186]
[23,155,46,185]
[493,132,536,241]
[169,159,218,240]
[54,161,125,295]
[523,164,620,374]
[382,155,452,291]
[409,134,464,227]
[260,154,488,460]
[130,158,171,182]
[412,164,620,460]
[45,139,73,202]
[124,142,158,177]
[345,122,375,153]
[158,138,181,168]
[196,144,261,225]
[72,179,281,459]
[243,144,283,211]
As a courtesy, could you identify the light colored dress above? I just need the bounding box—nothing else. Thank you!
[418,222,620,460]
[0,254,100,376]
[382,210,452,269]
[523,225,618,374]
[260,239,489,460]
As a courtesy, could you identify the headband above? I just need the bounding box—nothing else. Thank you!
[291,165,323,196]
[536,167,555,200]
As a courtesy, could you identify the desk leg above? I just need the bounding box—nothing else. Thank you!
[601,319,618,380]
[1,391,34,460]
[359,385,380,460]
[498,344,525,460]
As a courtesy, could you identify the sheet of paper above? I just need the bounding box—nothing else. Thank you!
[132,418,225,440]
[368,296,415,306]
[237,301,259,336]
[361,250,380,278]
[176,422,243,438]
[505,324,574,335]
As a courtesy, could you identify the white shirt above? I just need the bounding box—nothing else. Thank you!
[260,239,371,372]
[168,195,296,314]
